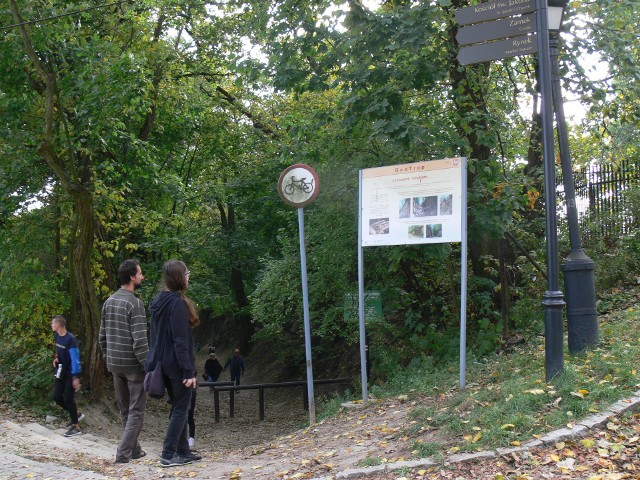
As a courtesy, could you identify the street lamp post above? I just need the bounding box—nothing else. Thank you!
[536,0,565,381]
[548,0,599,354]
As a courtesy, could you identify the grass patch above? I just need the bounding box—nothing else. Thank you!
[320,287,640,455]
[411,441,444,459]
[356,456,383,467]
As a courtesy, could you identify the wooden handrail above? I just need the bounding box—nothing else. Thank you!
[198,378,351,422]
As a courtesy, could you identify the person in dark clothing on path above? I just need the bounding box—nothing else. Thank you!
[99,258,149,464]
[223,348,245,390]
[146,260,201,468]
[204,353,223,383]
[51,315,83,438]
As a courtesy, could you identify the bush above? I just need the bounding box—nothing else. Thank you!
[0,349,53,412]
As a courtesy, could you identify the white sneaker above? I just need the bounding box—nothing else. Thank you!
[188,437,195,448]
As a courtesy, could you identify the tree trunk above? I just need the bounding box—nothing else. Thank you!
[71,190,104,394]
[10,0,104,396]
[217,200,252,349]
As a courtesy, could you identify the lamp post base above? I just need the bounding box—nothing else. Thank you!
[562,249,599,354]
[543,290,565,381]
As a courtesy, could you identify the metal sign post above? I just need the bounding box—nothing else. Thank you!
[535,0,565,381]
[297,206,315,424]
[454,0,566,383]
[358,158,467,392]
[357,170,368,402]
[278,164,321,424]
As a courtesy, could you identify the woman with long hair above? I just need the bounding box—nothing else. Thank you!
[146,260,200,468]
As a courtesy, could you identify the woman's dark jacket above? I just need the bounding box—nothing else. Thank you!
[204,358,223,380]
[146,290,195,380]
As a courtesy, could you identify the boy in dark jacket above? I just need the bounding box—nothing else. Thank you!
[51,315,83,437]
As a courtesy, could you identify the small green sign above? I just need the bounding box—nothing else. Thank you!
[344,291,383,322]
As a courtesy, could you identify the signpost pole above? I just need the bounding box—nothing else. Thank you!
[536,0,565,381]
[298,207,316,424]
[358,170,368,402]
[277,163,320,425]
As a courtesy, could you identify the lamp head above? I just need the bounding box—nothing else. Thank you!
[547,0,568,33]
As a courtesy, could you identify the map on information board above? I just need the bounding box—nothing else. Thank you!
[361,158,464,247]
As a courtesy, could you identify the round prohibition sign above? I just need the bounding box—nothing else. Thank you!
[277,164,320,208]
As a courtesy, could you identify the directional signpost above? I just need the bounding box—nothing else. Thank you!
[457,33,537,65]
[456,12,537,46]
[454,0,566,381]
[455,0,538,66]
[455,0,536,26]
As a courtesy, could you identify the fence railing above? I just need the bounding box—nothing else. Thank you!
[558,158,639,245]
[199,378,351,422]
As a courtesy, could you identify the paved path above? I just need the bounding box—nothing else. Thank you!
[1,391,639,479]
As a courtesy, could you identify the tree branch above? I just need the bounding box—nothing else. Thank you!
[202,84,278,138]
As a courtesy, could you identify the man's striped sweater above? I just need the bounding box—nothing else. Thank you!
[99,288,149,374]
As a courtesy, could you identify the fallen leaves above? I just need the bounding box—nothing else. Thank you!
[523,389,545,395]
[570,389,590,398]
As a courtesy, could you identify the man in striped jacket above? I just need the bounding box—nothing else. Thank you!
[99,258,149,464]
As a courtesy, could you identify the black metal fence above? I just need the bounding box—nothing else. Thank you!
[558,159,640,245]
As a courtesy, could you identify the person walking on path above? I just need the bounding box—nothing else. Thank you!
[51,315,83,438]
[99,258,149,464]
[147,260,201,468]
[223,348,245,391]
[204,353,223,383]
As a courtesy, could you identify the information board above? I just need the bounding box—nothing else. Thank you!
[360,158,464,247]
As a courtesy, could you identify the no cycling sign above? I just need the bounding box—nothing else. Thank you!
[277,164,320,208]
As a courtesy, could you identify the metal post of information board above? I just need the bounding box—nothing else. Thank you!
[298,207,316,424]
[357,170,368,402]
[459,157,468,390]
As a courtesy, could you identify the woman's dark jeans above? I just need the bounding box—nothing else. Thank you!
[162,375,192,459]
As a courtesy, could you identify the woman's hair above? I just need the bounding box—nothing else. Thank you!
[161,259,200,327]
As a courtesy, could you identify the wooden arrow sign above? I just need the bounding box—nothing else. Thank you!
[455,0,536,27]
[457,33,538,66]
[456,12,537,46]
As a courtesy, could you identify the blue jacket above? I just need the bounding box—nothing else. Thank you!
[146,291,195,381]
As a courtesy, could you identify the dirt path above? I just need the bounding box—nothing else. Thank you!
[0,345,424,479]
[3,382,640,479]
[4,345,640,479]
[75,347,314,449]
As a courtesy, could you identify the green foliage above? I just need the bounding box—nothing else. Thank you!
[510,296,545,338]
[0,0,638,411]
[0,209,70,351]
[377,291,640,451]
[579,185,640,292]
[0,349,53,412]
